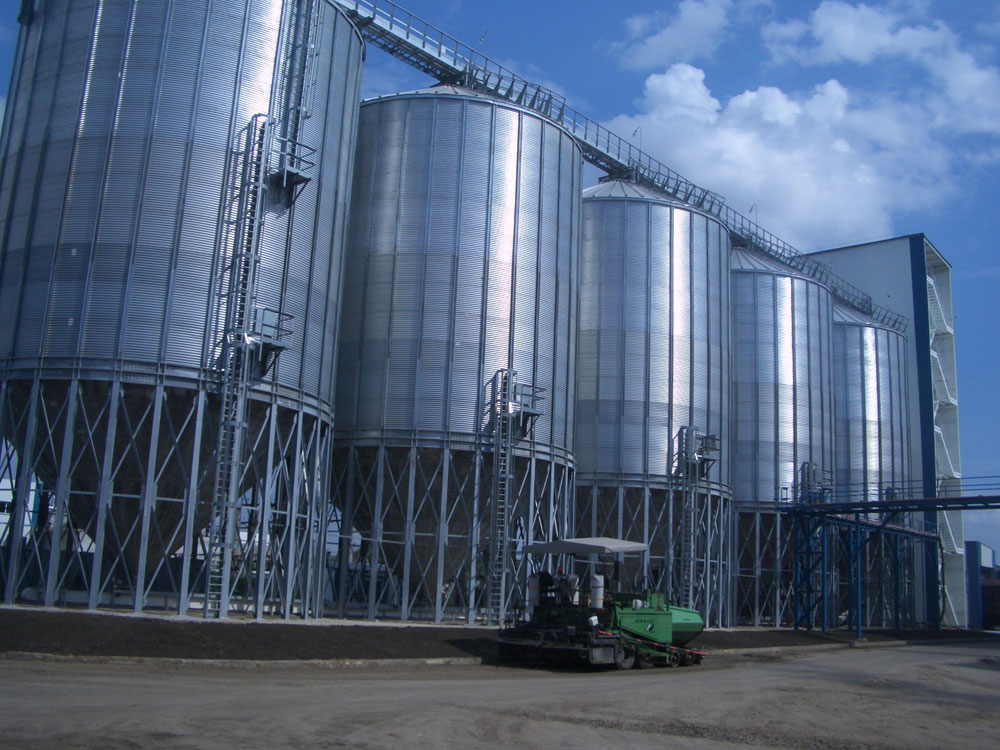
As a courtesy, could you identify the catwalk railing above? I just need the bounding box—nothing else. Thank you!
[331,0,907,331]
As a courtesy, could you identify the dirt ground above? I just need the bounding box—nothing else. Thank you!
[1,640,997,749]
[0,606,983,661]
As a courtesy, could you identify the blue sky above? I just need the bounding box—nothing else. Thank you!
[0,0,997,550]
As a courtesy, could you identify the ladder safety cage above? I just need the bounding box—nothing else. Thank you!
[671,427,720,610]
[206,113,274,618]
[484,369,547,625]
[206,0,323,617]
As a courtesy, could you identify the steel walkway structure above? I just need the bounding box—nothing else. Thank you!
[332,0,906,332]
[790,493,1000,636]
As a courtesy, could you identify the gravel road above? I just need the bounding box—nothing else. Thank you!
[2,640,997,749]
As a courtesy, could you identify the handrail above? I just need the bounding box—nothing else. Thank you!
[332,0,908,332]
[333,0,722,212]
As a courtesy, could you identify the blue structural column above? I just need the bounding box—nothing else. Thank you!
[909,235,940,628]
[854,514,862,639]
[821,522,828,632]
[893,536,902,630]
[965,541,983,629]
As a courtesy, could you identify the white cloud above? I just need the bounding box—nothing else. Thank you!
[763,1,1000,136]
[803,79,848,122]
[607,64,957,250]
[804,1,903,64]
[641,64,720,124]
[727,86,802,126]
[616,0,733,69]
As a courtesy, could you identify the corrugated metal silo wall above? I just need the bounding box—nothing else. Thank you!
[574,186,733,624]
[731,268,834,505]
[0,0,360,413]
[832,320,911,502]
[337,91,578,452]
[576,192,730,483]
[0,0,363,616]
[334,89,580,621]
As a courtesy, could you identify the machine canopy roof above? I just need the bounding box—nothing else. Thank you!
[522,537,649,555]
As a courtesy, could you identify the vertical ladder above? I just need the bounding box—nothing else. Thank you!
[488,369,515,625]
[672,426,696,608]
[679,484,696,609]
[205,1,319,618]
[206,116,271,618]
[672,426,717,610]
[270,0,321,199]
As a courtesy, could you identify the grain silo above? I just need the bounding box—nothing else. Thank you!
[333,85,580,622]
[832,306,911,502]
[831,304,914,626]
[730,248,834,625]
[574,179,733,626]
[0,0,364,617]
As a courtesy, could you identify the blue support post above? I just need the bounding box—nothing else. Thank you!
[893,536,901,631]
[854,513,862,639]
[821,521,828,632]
[793,513,802,629]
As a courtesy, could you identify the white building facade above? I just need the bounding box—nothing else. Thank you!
[809,234,964,627]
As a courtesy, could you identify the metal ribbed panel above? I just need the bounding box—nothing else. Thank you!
[730,250,834,505]
[832,308,911,501]
[0,0,363,417]
[336,87,581,461]
[575,181,731,486]
[0,1,363,617]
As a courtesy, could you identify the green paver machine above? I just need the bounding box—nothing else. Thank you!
[497,537,706,669]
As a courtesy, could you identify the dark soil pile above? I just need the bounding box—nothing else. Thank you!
[0,607,985,661]
[0,608,495,661]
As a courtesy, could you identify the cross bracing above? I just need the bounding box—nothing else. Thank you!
[575,480,734,628]
[788,490,1000,633]
[330,443,572,623]
[0,380,331,617]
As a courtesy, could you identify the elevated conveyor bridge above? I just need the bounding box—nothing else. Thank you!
[790,485,1000,636]
[332,0,906,331]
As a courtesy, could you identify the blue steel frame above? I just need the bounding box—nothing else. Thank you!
[792,495,1000,636]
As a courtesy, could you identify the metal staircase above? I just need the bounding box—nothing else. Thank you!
[205,0,321,617]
